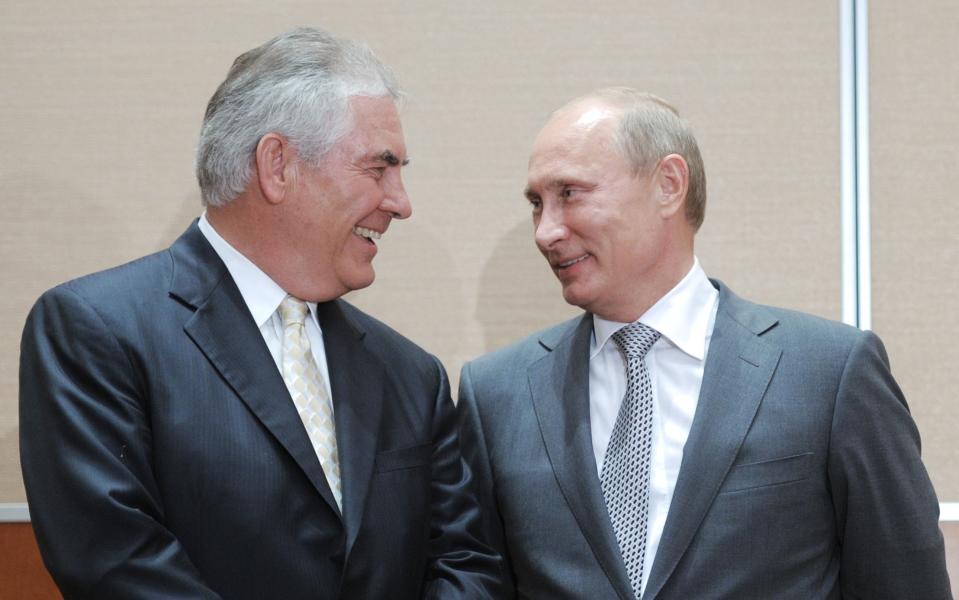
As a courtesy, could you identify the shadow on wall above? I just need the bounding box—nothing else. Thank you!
[1,172,131,302]
[476,219,580,354]
[1,174,204,308]
[2,178,203,503]
[158,192,205,249]
[346,215,467,364]
[1,171,125,503]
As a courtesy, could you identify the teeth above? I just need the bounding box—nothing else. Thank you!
[559,255,588,268]
[353,227,382,240]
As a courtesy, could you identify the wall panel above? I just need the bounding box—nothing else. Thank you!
[3,2,839,507]
[870,0,959,500]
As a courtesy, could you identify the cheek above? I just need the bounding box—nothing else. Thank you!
[349,180,384,208]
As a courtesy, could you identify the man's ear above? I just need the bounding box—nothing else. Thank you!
[254,133,296,205]
[656,153,689,219]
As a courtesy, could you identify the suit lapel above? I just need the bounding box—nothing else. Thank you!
[644,282,782,599]
[316,300,385,561]
[169,223,342,518]
[176,228,386,556]
[528,315,635,600]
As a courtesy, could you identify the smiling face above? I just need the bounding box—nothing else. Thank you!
[282,95,411,300]
[526,101,691,322]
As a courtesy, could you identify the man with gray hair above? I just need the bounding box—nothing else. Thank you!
[457,88,951,598]
[20,28,504,599]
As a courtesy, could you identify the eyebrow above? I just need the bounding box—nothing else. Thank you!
[375,150,410,167]
[524,178,584,200]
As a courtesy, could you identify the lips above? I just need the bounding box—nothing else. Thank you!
[556,254,589,269]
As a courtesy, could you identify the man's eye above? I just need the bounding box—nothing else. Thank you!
[527,198,542,210]
[560,188,577,199]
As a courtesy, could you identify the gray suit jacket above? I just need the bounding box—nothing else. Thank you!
[458,280,951,599]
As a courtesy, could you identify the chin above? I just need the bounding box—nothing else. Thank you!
[561,285,594,312]
[343,268,376,292]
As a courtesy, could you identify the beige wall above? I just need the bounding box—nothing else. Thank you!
[1,0,902,504]
[870,0,959,500]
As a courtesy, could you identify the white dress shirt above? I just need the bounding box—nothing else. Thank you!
[589,258,718,596]
[197,214,333,399]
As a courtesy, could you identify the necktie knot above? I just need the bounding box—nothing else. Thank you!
[279,295,309,329]
[612,321,660,359]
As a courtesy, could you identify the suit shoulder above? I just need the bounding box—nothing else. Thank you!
[721,296,885,386]
[465,315,582,377]
[336,300,436,366]
[30,250,174,321]
[759,304,868,350]
[21,250,177,381]
[45,249,173,305]
[716,281,868,351]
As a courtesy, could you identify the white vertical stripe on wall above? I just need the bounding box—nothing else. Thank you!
[840,0,858,326]
[840,0,871,330]
[854,0,872,330]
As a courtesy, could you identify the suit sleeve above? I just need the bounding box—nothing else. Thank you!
[19,286,221,599]
[421,355,510,599]
[827,330,952,599]
[454,362,517,596]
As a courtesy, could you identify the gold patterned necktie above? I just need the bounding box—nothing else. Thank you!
[278,295,342,509]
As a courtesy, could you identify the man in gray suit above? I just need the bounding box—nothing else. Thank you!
[457,88,952,599]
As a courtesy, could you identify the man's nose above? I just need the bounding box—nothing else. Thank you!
[382,174,411,219]
[534,204,567,250]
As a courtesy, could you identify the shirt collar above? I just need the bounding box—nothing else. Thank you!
[591,258,717,361]
[198,213,320,329]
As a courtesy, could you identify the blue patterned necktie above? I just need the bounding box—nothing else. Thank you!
[601,321,661,599]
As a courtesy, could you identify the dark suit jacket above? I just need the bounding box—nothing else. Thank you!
[458,280,951,599]
[20,222,503,599]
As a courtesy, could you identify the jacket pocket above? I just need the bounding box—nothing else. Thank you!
[719,452,814,493]
[374,443,431,473]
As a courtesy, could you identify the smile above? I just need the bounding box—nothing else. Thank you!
[353,227,382,241]
[558,254,589,268]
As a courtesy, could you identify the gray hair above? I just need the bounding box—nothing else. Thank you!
[569,87,707,231]
[196,27,401,207]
